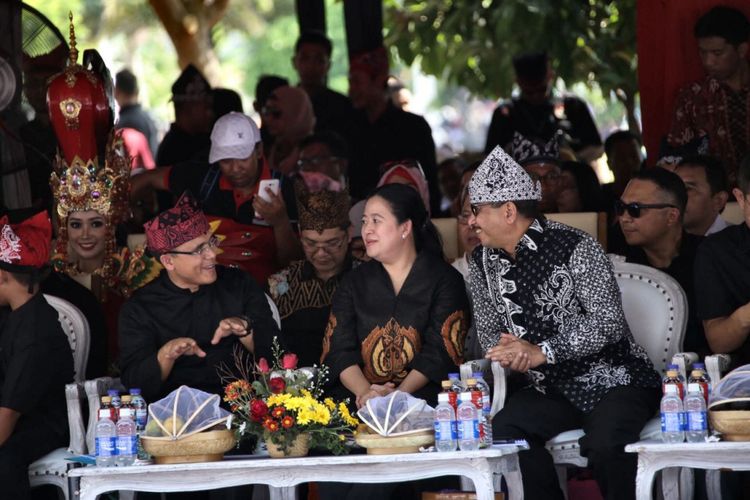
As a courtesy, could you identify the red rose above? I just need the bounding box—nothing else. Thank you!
[250,399,268,422]
[269,377,286,394]
[281,353,299,370]
[256,358,270,374]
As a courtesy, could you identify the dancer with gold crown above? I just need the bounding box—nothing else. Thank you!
[47,14,159,369]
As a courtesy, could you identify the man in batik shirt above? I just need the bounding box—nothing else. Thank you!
[467,146,660,500]
[667,6,750,184]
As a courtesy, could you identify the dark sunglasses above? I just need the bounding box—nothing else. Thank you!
[470,202,504,216]
[614,200,677,218]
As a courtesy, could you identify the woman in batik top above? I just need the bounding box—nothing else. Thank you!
[321,183,468,409]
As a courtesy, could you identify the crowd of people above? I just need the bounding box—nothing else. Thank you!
[1,4,750,500]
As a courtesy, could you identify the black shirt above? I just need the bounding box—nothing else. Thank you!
[484,95,602,154]
[0,294,74,440]
[321,252,468,404]
[694,223,750,365]
[348,102,439,212]
[119,266,281,402]
[117,103,159,156]
[625,232,708,357]
[309,87,355,141]
[156,123,210,167]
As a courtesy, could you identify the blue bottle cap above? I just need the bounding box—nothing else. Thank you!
[107,389,119,397]
[473,372,483,378]
[129,388,141,395]
[448,373,459,379]
[694,363,705,369]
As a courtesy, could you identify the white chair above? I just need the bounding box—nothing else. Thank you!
[43,294,91,383]
[29,295,91,498]
[461,257,689,497]
[266,293,281,329]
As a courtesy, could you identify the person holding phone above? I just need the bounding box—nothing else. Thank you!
[130,112,302,284]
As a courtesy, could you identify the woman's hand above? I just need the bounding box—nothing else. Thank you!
[356,382,395,409]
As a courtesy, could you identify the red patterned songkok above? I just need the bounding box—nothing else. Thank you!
[0,212,53,291]
[144,192,210,255]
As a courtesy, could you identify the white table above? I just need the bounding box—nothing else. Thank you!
[68,445,524,500]
[625,440,750,500]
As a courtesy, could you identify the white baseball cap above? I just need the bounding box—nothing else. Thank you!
[209,112,261,164]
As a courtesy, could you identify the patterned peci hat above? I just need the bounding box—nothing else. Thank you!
[144,192,210,255]
[510,131,561,166]
[296,184,350,233]
[0,211,52,273]
[469,146,541,205]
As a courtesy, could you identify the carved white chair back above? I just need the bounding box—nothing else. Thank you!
[44,294,90,383]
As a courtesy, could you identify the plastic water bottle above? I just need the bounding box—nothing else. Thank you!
[662,368,684,399]
[95,396,117,466]
[434,392,458,452]
[129,388,148,432]
[660,384,685,443]
[116,395,137,466]
[685,382,708,442]
[108,389,121,422]
[473,372,493,447]
[689,366,711,404]
[457,391,480,451]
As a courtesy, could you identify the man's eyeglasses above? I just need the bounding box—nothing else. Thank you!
[614,200,678,219]
[470,202,504,216]
[301,236,346,253]
[261,106,282,119]
[168,235,219,257]
[528,171,561,184]
[297,156,341,170]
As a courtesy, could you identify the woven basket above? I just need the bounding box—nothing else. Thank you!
[709,410,750,441]
[354,426,434,455]
[141,429,236,464]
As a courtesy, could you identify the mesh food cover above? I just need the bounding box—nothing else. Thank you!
[709,364,750,410]
[144,386,231,440]
[356,391,434,436]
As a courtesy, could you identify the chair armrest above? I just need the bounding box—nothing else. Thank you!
[84,377,116,454]
[489,361,506,418]
[671,352,699,381]
[65,382,86,454]
[460,359,507,419]
[705,354,732,388]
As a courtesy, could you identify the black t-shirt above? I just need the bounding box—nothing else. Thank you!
[625,232,708,357]
[0,293,74,439]
[484,95,602,154]
[309,87,355,140]
[117,103,159,156]
[695,223,750,364]
[348,102,438,212]
[156,123,210,167]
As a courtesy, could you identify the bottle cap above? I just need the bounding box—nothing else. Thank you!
[473,372,483,379]
[441,380,452,389]
[129,388,141,395]
[694,363,705,369]
[122,395,132,403]
[691,370,703,378]
[448,373,459,380]
[101,396,112,403]
[107,389,119,397]
[666,370,678,377]
[466,378,477,385]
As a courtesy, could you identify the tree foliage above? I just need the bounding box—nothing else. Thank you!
[383,0,637,102]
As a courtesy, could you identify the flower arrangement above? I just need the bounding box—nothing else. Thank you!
[221,339,358,456]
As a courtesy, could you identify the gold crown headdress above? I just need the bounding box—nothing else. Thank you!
[47,13,131,280]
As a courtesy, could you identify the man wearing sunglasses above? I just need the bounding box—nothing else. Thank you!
[618,168,708,358]
[119,192,280,403]
[468,146,660,500]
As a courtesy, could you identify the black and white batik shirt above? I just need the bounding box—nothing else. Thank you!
[469,219,660,413]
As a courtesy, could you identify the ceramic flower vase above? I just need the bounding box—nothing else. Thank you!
[265,432,311,458]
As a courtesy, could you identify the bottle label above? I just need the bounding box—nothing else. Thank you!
[661,412,681,433]
[482,395,491,415]
[447,392,457,410]
[135,409,148,428]
[458,419,479,440]
[98,409,110,420]
[116,435,137,456]
[687,411,707,432]
[96,436,116,457]
[434,420,458,441]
